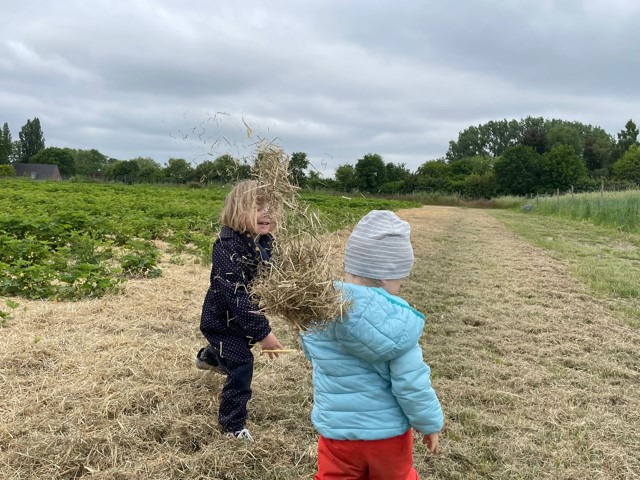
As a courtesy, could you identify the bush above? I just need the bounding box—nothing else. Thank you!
[614,145,640,184]
[0,165,16,177]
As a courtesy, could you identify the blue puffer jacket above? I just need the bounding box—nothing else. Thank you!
[300,282,444,440]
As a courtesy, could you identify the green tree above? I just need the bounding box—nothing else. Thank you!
[195,155,250,184]
[235,163,251,180]
[546,123,582,156]
[479,119,521,157]
[305,170,335,190]
[133,157,163,183]
[519,117,548,154]
[214,154,244,183]
[379,180,407,194]
[538,145,588,192]
[611,119,639,164]
[446,125,483,161]
[0,123,12,165]
[72,149,109,176]
[449,156,493,178]
[416,159,450,177]
[104,159,140,183]
[613,144,640,184]
[384,162,411,182]
[194,160,217,184]
[9,141,21,164]
[449,116,615,167]
[447,119,520,160]
[462,173,497,199]
[493,145,541,195]
[30,147,76,176]
[354,153,386,192]
[18,117,45,162]
[583,130,614,174]
[163,158,195,183]
[380,162,411,193]
[414,159,452,192]
[289,152,309,187]
[334,164,356,191]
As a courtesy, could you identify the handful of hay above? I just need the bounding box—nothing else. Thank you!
[250,143,348,331]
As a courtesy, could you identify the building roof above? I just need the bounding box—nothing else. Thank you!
[14,164,62,180]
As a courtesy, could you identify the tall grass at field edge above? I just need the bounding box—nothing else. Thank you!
[533,190,640,232]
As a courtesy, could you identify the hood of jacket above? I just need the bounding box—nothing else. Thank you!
[331,282,425,363]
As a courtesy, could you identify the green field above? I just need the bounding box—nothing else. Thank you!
[0,179,418,300]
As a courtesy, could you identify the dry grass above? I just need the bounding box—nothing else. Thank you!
[0,250,322,479]
[1,206,638,479]
[251,143,298,213]
[402,207,640,479]
[250,144,346,331]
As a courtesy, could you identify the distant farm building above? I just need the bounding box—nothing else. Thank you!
[14,164,62,180]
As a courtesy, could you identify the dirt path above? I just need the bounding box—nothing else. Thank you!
[402,206,640,479]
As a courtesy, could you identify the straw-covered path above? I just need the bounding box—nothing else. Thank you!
[1,206,638,479]
[402,206,639,479]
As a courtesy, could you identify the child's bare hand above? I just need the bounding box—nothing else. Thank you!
[423,432,440,453]
[259,332,284,358]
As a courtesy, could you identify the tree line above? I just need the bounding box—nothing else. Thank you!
[327,118,640,197]
[0,118,311,185]
[1,116,639,197]
[0,118,46,166]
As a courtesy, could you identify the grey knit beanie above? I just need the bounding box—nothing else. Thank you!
[344,210,414,280]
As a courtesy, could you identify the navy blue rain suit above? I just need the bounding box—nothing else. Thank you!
[199,226,273,432]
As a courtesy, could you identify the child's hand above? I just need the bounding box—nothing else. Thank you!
[422,432,439,454]
[259,332,284,358]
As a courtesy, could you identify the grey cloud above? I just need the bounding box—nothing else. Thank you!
[1,0,638,173]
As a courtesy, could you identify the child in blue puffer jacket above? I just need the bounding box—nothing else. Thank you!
[300,210,443,480]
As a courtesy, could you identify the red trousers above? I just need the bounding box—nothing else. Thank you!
[315,429,419,480]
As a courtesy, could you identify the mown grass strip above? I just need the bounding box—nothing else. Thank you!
[492,210,640,326]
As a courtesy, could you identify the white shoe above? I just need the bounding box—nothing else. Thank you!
[225,428,254,442]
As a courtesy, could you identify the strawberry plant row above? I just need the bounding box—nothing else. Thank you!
[0,179,418,299]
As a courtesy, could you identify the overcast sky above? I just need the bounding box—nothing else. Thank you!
[2,0,639,176]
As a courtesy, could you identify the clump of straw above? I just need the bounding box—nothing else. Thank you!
[252,143,299,212]
[250,143,347,331]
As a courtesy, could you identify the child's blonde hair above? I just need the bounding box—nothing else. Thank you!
[221,180,272,233]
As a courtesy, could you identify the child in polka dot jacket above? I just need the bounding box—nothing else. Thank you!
[195,180,283,442]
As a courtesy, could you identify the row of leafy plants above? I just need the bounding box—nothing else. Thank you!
[0,179,418,300]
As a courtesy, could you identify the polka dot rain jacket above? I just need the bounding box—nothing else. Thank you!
[200,226,273,362]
